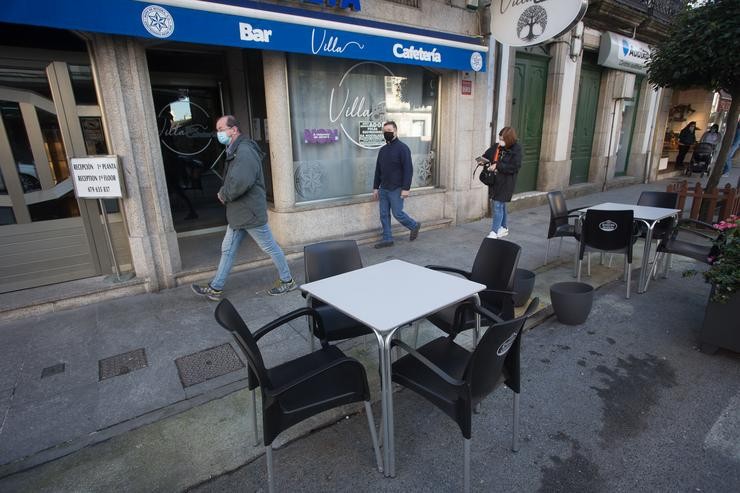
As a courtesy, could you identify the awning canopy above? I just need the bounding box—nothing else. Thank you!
[0,0,488,72]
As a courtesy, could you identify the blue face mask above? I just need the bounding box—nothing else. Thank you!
[217,130,231,145]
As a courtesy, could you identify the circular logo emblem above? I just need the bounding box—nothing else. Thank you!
[599,220,618,232]
[517,5,548,43]
[142,5,175,39]
[158,100,213,156]
[470,52,483,72]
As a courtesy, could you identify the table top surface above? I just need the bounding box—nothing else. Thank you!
[579,202,681,221]
[300,259,486,333]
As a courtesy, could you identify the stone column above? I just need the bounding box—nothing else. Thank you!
[89,34,180,291]
[589,70,635,186]
[538,36,580,191]
[262,51,295,214]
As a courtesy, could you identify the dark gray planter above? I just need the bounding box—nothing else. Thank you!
[513,268,536,307]
[550,282,594,325]
[697,289,740,354]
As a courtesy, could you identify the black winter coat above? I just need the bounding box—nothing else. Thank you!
[483,142,522,202]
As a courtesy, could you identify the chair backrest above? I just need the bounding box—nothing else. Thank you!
[547,191,569,238]
[463,301,533,401]
[637,191,678,209]
[470,238,521,293]
[214,299,270,389]
[581,209,635,252]
[304,240,363,283]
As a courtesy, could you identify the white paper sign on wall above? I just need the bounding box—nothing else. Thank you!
[70,156,124,199]
[491,0,588,47]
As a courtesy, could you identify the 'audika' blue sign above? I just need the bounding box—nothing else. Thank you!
[0,0,487,72]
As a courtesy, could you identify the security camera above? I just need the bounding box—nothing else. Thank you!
[466,0,479,10]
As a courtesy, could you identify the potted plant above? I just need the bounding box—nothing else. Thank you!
[697,215,740,353]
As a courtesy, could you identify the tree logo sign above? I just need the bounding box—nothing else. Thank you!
[517,6,547,43]
[491,0,587,47]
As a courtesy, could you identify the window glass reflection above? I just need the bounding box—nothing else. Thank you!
[287,55,438,203]
[0,100,40,192]
[68,64,98,105]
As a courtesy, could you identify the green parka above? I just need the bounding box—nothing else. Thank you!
[219,135,268,229]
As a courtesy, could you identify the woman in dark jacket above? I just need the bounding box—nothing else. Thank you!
[481,126,522,238]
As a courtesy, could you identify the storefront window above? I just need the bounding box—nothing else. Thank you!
[287,55,439,203]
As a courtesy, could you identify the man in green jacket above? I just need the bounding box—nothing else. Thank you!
[192,115,295,301]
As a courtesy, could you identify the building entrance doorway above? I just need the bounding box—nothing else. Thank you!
[0,45,117,293]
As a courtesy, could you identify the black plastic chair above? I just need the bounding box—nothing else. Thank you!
[545,191,583,265]
[304,240,373,350]
[391,298,539,493]
[644,218,718,289]
[636,191,679,242]
[426,238,521,340]
[577,209,638,298]
[214,299,382,493]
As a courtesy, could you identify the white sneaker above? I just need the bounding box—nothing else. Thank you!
[486,231,498,239]
[496,227,509,237]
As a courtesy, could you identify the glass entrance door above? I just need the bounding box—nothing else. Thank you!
[0,59,109,293]
[152,85,226,233]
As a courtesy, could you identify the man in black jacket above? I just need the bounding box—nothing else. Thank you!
[372,121,421,248]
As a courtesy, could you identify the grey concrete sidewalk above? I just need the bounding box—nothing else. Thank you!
[0,172,738,491]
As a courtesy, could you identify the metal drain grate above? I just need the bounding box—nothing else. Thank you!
[175,343,244,388]
[99,348,148,381]
[41,363,65,379]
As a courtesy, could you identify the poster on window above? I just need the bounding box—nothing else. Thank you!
[358,121,385,147]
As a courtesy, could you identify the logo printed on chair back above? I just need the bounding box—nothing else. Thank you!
[599,220,618,232]
[497,332,518,356]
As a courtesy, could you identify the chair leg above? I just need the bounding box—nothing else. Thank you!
[545,238,551,265]
[587,253,591,277]
[266,444,275,493]
[364,401,383,473]
[251,389,260,447]
[573,244,579,278]
[662,253,671,279]
[576,256,582,282]
[463,438,471,493]
[626,258,632,299]
[413,321,420,348]
[512,392,520,452]
[558,237,564,259]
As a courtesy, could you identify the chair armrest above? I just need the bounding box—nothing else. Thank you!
[677,218,715,230]
[425,265,472,279]
[253,307,325,342]
[266,356,362,398]
[567,204,593,213]
[673,219,719,241]
[391,340,465,387]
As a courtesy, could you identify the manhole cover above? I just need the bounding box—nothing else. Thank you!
[41,363,65,379]
[99,348,148,381]
[175,343,244,388]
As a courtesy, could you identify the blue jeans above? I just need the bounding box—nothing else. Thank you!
[491,200,508,232]
[210,223,292,290]
[724,139,740,174]
[379,187,418,242]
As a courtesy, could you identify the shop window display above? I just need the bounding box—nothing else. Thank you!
[287,55,439,203]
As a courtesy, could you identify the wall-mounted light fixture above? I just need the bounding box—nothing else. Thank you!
[569,21,585,61]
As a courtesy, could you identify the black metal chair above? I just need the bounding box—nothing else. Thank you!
[425,238,521,340]
[303,240,373,350]
[577,209,638,298]
[644,218,718,290]
[391,298,539,493]
[636,191,679,241]
[214,299,382,493]
[545,191,583,265]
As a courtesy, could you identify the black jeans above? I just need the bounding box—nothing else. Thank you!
[676,144,691,168]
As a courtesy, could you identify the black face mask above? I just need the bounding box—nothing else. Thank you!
[383,131,395,142]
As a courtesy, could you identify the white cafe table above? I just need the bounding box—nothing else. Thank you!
[578,202,681,293]
[300,259,485,477]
